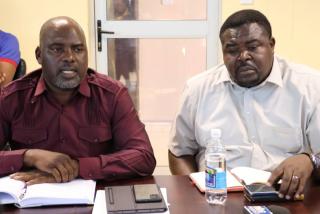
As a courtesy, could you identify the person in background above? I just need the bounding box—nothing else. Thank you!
[169,9,320,200]
[112,0,139,107]
[0,30,20,87]
[0,16,156,185]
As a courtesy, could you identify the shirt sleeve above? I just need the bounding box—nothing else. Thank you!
[168,82,200,157]
[78,87,156,180]
[0,94,26,176]
[306,100,320,154]
[0,33,20,67]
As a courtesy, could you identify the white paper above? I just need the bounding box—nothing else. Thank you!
[230,167,271,185]
[0,176,26,204]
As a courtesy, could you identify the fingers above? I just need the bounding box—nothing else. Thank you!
[285,174,300,200]
[53,158,79,182]
[51,168,62,183]
[277,167,293,198]
[55,162,70,182]
[0,73,6,83]
[267,166,283,187]
[10,170,59,185]
[295,175,307,199]
[10,171,38,182]
[24,149,78,183]
[270,154,313,200]
[10,170,55,185]
[278,169,298,199]
[26,174,56,186]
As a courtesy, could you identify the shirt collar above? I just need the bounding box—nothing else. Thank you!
[34,75,46,96]
[214,64,231,85]
[34,71,91,98]
[265,56,283,88]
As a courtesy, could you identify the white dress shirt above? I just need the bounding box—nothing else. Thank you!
[169,56,320,171]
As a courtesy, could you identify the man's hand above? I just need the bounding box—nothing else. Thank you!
[0,71,6,84]
[23,149,79,183]
[267,154,314,200]
[10,170,56,185]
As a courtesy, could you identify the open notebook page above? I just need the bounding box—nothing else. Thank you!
[0,176,26,204]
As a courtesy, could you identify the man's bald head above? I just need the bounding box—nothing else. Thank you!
[39,16,86,48]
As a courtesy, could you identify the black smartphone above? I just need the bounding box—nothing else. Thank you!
[133,184,162,203]
[244,183,281,202]
[245,183,278,196]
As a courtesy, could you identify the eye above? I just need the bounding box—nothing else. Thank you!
[225,47,239,55]
[247,42,260,51]
[224,43,239,55]
[50,46,63,53]
[73,46,84,53]
[247,45,258,51]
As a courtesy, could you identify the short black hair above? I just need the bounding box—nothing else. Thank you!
[219,9,272,40]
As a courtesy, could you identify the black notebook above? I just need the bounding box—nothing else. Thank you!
[105,184,168,213]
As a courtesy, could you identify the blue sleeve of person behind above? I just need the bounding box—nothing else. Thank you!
[0,31,21,66]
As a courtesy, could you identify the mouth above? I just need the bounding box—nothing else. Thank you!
[237,65,256,73]
[235,64,258,79]
[59,69,78,79]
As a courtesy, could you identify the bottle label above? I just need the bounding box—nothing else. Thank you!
[205,167,226,189]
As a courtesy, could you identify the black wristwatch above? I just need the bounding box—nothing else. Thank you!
[302,153,320,171]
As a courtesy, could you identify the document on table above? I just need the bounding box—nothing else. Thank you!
[92,188,170,214]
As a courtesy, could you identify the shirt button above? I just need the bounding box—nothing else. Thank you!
[94,138,99,143]
[89,173,92,178]
[10,166,15,171]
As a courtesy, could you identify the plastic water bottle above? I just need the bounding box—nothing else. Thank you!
[205,129,227,205]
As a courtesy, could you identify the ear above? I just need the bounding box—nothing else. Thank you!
[35,47,42,65]
[269,37,276,53]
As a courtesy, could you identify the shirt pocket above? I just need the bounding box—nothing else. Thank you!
[12,128,47,145]
[78,126,112,144]
[260,125,302,154]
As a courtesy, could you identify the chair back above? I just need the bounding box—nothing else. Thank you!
[13,58,26,80]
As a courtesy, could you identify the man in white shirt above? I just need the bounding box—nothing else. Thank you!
[169,9,320,200]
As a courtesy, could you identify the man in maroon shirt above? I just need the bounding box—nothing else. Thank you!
[0,17,156,185]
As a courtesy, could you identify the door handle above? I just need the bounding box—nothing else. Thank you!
[97,20,114,52]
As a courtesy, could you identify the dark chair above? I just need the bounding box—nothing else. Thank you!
[13,58,26,80]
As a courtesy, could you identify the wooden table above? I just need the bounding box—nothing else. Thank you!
[2,175,320,214]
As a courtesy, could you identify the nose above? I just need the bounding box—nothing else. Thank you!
[237,50,251,61]
[62,48,75,63]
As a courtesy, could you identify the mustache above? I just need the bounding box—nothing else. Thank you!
[236,62,257,72]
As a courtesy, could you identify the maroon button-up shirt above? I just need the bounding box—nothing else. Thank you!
[0,69,156,180]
